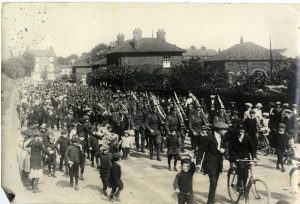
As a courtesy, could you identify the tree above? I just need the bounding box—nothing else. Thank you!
[57,54,79,65]
[21,52,35,76]
[90,43,108,61]
[2,57,25,79]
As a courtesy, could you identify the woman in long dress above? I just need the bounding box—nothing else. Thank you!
[18,130,32,185]
[26,131,49,193]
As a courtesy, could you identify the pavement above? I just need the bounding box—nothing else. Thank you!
[1,85,300,204]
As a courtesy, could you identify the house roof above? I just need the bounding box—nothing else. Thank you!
[90,58,107,66]
[27,48,56,57]
[105,38,186,55]
[57,65,72,70]
[207,42,287,62]
[183,47,217,57]
[72,58,91,67]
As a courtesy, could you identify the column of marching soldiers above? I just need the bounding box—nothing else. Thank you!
[16,79,298,203]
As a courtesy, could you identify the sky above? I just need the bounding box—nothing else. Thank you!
[2,3,300,59]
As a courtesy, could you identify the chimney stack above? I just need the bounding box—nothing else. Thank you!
[133,28,142,49]
[201,46,206,50]
[240,36,244,44]
[156,29,166,42]
[116,33,125,46]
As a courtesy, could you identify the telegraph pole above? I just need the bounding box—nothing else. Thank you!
[270,36,273,84]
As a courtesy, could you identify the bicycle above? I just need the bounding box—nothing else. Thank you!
[257,129,271,156]
[227,159,271,203]
[289,163,300,194]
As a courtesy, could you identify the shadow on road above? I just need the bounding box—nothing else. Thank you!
[82,184,101,192]
[271,191,293,200]
[56,180,71,188]
[151,164,169,170]
[130,151,151,159]
[194,192,231,204]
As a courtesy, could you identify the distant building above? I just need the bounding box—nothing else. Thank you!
[105,28,186,68]
[57,64,72,78]
[183,45,217,61]
[205,37,288,83]
[72,58,92,85]
[27,47,56,81]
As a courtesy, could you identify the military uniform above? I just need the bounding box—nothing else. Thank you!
[145,106,162,161]
[132,103,147,152]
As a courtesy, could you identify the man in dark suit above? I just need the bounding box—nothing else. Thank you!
[230,124,256,191]
[196,122,229,204]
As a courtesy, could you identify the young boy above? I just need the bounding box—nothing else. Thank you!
[47,135,57,177]
[65,138,81,190]
[97,144,112,199]
[173,155,196,204]
[109,153,123,202]
[120,131,133,160]
[166,130,180,171]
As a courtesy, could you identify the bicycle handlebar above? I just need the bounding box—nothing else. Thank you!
[236,159,258,163]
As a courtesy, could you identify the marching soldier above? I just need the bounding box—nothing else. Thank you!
[165,106,185,153]
[189,107,204,153]
[132,101,147,153]
[145,102,162,161]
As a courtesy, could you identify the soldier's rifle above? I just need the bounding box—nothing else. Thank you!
[173,98,185,126]
[217,95,232,126]
[174,91,188,121]
[150,93,166,122]
[189,92,209,125]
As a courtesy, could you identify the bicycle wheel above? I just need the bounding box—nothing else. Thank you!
[259,135,269,156]
[246,179,270,204]
[289,166,300,194]
[227,167,242,203]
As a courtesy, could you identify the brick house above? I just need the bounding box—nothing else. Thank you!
[27,47,56,81]
[72,58,92,85]
[105,29,186,68]
[205,37,288,84]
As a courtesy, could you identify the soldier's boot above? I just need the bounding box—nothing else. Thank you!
[74,178,79,190]
[135,137,139,151]
[48,167,52,177]
[276,161,280,170]
[141,138,145,153]
[281,164,286,172]
[31,179,35,190]
[52,170,56,178]
[70,177,74,187]
[149,145,154,159]
[33,178,39,193]
[24,172,30,185]
[80,173,84,180]
[156,149,162,161]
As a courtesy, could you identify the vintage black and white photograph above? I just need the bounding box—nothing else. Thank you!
[1,2,300,204]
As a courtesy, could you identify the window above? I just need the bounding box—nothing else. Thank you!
[48,64,54,72]
[163,56,171,68]
[42,57,47,65]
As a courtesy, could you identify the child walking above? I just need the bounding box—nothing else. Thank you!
[166,130,180,171]
[97,144,112,199]
[173,155,196,204]
[121,131,133,160]
[46,135,57,177]
[109,153,124,202]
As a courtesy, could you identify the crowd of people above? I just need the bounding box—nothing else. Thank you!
[16,79,299,203]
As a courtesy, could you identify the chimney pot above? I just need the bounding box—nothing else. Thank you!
[156,29,166,42]
[133,28,143,49]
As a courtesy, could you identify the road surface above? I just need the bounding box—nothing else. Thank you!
[1,84,299,204]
